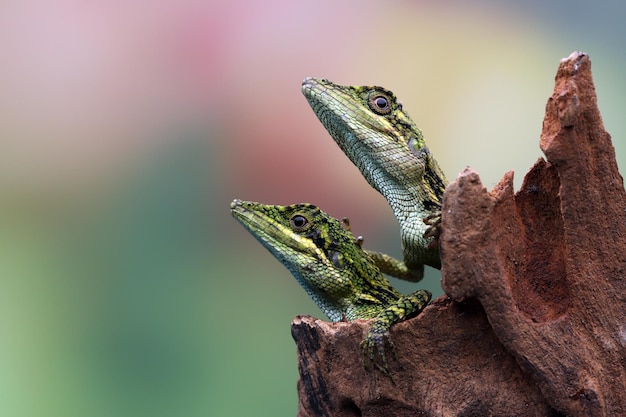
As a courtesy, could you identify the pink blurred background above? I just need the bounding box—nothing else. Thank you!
[1,1,624,416]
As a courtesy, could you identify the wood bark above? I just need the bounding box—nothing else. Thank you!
[292,52,626,417]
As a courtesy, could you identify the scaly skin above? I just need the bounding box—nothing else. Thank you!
[230,199,431,377]
[302,78,448,282]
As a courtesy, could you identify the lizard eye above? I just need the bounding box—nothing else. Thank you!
[368,92,392,115]
[290,214,309,230]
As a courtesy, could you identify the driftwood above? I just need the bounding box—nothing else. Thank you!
[291,52,626,417]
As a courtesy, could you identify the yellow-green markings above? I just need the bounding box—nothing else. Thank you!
[231,199,431,378]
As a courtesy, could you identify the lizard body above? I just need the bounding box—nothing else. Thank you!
[230,199,431,376]
[302,78,448,282]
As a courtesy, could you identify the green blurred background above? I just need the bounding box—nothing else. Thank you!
[1,1,625,416]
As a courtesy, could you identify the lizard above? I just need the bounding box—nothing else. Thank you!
[301,78,448,283]
[230,199,432,378]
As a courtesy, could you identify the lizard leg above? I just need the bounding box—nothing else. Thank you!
[360,289,432,380]
[344,216,429,281]
[365,250,425,282]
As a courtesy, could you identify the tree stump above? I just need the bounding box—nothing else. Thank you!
[292,52,626,417]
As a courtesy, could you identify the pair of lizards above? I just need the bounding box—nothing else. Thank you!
[231,78,448,377]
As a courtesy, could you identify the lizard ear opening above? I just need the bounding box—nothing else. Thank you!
[329,251,345,269]
[408,136,427,159]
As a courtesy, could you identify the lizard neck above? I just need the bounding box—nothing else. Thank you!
[348,136,441,269]
[385,184,441,270]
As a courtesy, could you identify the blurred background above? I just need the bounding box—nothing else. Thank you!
[1,1,625,416]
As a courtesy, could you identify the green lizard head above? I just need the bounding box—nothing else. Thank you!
[230,199,401,321]
[301,77,446,213]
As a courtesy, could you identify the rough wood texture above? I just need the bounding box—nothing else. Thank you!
[292,52,626,417]
[441,52,626,416]
[292,298,557,417]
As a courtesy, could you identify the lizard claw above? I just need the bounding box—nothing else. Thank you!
[423,210,442,249]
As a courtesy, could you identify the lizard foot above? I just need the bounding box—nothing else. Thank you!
[360,321,397,383]
[423,210,442,249]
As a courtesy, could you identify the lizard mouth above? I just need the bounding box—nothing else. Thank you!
[302,78,389,190]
